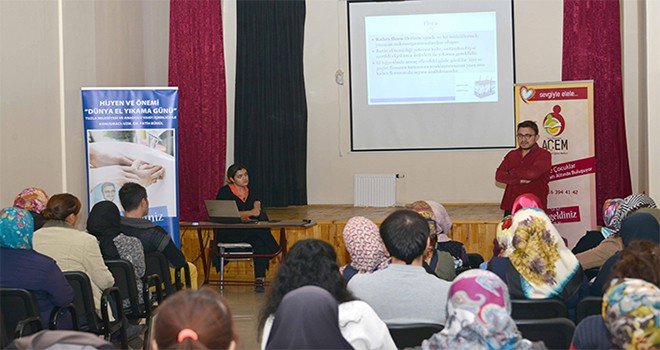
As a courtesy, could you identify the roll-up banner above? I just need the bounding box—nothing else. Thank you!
[515,81,596,248]
[82,87,180,247]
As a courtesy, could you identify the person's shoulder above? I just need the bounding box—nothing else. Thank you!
[216,185,232,199]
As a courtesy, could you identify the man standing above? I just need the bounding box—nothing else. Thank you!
[496,120,552,215]
[347,210,450,326]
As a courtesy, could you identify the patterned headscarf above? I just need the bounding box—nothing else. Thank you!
[509,208,580,299]
[408,200,453,242]
[0,207,35,249]
[603,278,660,350]
[340,216,389,274]
[496,215,514,257]
[601,198,623,238]
[422,269,533,350]
[609,194,657,234]
[511,193,543,215]
[13,187,49,214]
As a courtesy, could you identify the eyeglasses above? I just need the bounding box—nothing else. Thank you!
[516,134,535,139]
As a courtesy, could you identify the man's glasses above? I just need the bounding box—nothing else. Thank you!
[516,134,535,140]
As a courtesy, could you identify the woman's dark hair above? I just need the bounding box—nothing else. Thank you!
[226,164,247,184]
[257,239,354,334]
[152,287,235,350]
[612,240,660,286]
[42,193,81,221]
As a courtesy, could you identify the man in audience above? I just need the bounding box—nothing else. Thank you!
[495,120,552,215]
[347,210,451,326]
[118,182,186,269]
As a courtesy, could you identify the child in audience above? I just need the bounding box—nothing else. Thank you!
[259,239,395,350]
[340,216,389,282]
[150,287,236,350]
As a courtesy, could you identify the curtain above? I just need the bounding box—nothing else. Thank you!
[234,0,308,207]
[562,0,632,224]
[169,0,227,221]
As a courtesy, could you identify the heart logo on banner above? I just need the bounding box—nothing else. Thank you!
[521,87,534,103]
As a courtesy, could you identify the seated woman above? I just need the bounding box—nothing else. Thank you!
[32,193,115,317]
[422,269,545,350]
[591,212,659,296]
[87,200,146,308]
[487,208,586,307]
[215,164,279,292]
[13,187,50,231]
[340,216,389,282]
[150,287,236,350]
[576,193,656,270]
[266,286,353,350]
[259,239,395,350]
[571,240,659,349]
[408,200,464,278]
[0,207,74,329]
[493,193,543,258]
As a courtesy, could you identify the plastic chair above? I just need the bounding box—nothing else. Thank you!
[466,253,485,268]
[64,271,127,348]
[206,242,255,290]
[511,298,567,320]
[576,296,603,324]
[516,318,575,349]
[144,251,176,298]
[388,323,443,349]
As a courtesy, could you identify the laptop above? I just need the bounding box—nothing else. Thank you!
[204,200,256,224]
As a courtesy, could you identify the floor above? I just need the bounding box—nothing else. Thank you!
[221,285,266,350]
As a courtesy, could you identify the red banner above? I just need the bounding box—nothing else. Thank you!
[547,206,582,224]
[522,87,588,102]
[549,157,596,181]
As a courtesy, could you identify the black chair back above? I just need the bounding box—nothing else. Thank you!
[516,318,575,349]
[466,253,484,268]
[576,296,603,324]
[388,323,443,349]
[511,298,567,319]
[105,259,153,321]
[144,252,175,297]
[0,288,43,343]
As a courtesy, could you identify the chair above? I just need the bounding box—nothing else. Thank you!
[576,296,603,324]
[0,288,43,345]
[516,318,575,349]
[511,298,567,320]
[387,323,443,349]
[64,271,127,348]
[206,242,255,290]
[144,251,176,298]
[466,253,484,268]
[173,262,192,290]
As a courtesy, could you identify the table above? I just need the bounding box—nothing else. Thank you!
[180,221,315,284]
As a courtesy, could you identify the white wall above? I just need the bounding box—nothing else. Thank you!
[646,0,660,201]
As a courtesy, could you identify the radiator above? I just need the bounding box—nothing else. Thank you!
[354,174,396,207]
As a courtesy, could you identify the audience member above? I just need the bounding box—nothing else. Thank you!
[492,193,542,258]
[7,330,115,350]
[576,193,656,270]
[348,210,451,326]
[265,286,354,350]
[572,198,621,255]
[591,212,660,295]
[340,216,389,282]
[604,279,659,349]
[33,193,115,316]
[150,287,236,350]
[259,239,394,350]
[13,187,49,230]
[487,208,586,305]
[87,200,146,307]
[422,270,546,350]
[0,207,74,329]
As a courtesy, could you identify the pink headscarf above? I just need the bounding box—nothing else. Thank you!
[13,187,49,214]
[340,216,389,274]
[511,193,543,215]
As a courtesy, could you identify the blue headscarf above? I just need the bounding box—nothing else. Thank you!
[0,207,34,249]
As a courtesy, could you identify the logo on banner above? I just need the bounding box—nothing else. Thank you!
[520,86,535,103]
[542,105,569,154]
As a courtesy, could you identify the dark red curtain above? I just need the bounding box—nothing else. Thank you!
[562,0,632,224]
[169,0,226,221]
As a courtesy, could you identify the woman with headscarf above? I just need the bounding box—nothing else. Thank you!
[87,200,146,308]
[492,194,542,258]
[408,200,465,278]
[488,208,586,304]
[575,193,656,270]
[340,216,389,282]
[590,212,660,296]
[265,286,354,350]
[13,187,49,231]
[0,207,74,329]
[421,269,545,350]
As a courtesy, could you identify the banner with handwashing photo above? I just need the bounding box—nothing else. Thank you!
[82,87,181,246]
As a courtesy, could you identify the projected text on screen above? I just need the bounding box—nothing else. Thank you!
[366,12,497,105]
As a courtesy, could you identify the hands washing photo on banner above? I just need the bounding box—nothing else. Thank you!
[515,81,596,247]
[82,87,181,247]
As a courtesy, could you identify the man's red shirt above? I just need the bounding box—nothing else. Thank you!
[495,143,552,212]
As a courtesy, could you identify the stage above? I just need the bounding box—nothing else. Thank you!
[179,204,503,283]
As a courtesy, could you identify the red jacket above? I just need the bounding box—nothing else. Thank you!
[495,144,552,212]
